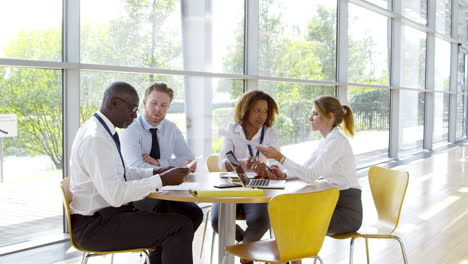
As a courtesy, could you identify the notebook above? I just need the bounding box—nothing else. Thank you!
[225,150,286,189]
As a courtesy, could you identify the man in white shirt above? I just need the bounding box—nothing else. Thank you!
[120,82,203,232]
[69,82,194,264]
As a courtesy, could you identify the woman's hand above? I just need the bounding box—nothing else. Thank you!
[268,165,287,180]
[256,146,284,162]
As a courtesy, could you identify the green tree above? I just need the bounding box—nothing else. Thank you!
[0,26,62,169]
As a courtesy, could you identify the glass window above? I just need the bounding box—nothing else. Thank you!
[81,0,183,69]
[348,4,390,85]
[259,81,335,163]
[402,0,427,25]
[259,0,337,81]
[434,38,451,92]
[399,91,424,155]
[435,0,451,36]
[213,1,245,74]
[80,71,243,158]
[401,25,426,89]
[433,92,449,143]
[0,0,62,61]
[365,0,391,10]
[0,67,63,248]
[456,94,466,141]
[348,87,390,166]
[457,4,468,44]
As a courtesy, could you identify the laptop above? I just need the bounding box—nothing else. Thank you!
[225,151,286,189]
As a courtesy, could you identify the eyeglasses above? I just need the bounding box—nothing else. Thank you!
[114,97,139,113]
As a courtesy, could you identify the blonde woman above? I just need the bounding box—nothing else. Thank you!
[257,96,363,264]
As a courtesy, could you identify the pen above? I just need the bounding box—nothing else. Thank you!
[0,129,8,134]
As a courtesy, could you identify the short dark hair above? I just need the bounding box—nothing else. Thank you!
[101,81,138,108]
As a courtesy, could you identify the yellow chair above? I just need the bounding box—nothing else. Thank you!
[330,166,410,264]
[207,154,221,172]
[201,154,272,263]
[60,177,151,264]
[222,188,340,264]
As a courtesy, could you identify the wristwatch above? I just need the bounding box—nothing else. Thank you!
[279,155,286,164]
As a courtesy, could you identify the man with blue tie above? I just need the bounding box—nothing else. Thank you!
[119,82,203,238]
[69,82,194,264]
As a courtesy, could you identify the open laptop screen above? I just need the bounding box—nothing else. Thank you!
[225,151,248,187]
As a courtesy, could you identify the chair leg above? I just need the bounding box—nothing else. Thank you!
[365,238,370,264]
[349,238,356,264]
[210,231,216,264]
[392,235,408,264]
[313,256,323,264]
[143,250,151,264]
[221,251,228,264]
[200,209,211,259]
[81,252,89,264]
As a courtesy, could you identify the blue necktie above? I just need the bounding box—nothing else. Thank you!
[149,128,160,160]
[113,132,121,152]
[113,132,127,181]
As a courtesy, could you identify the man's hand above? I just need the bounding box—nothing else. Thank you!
[153,166,173,174]
[183,160,197,173]
[159,167,189,186]
[142,154,160,166]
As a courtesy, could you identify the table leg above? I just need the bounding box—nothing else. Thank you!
[218,203,236,264]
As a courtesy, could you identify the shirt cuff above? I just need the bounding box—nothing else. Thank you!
[159,159,169,167]
[149,173,163,192]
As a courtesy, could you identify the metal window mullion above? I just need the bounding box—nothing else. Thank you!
[62,0,80,233]
[424,0,436,150]
[336,0,348,102]
[448,0,459,142]
[244,0,259,92]
[389,0,402,158]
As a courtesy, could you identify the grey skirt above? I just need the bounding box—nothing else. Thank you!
[327,188,363,235]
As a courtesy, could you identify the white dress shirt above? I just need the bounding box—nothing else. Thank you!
[283,127,361,190]
[218,123,281,171]
[120,115,194,168]
[69,111,162,216]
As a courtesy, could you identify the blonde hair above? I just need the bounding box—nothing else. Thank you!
[234,90,279,127]
[144,82,174,101]
[314,96,354,136]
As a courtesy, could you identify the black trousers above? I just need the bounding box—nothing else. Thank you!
[327,188,363,235]
[71,203,195,264]
[133,197,203,231]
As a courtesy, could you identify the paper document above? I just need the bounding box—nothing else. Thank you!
[162,182,199,191]
[189,187,264,197]
[218,128,268,148]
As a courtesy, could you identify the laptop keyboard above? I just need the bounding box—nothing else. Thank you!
[248,179,270,187]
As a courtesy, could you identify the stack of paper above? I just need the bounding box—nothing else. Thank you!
[189,187,264,197]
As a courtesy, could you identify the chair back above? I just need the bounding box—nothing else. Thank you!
[268,188,339,262]
[60,177,81,250]
[207,154,221,172]
[368,166,409,234]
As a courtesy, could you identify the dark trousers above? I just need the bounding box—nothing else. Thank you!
[71,203,195,264]
[327,188,363,235]
[133,197,203,231]
[211,203,270,242]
